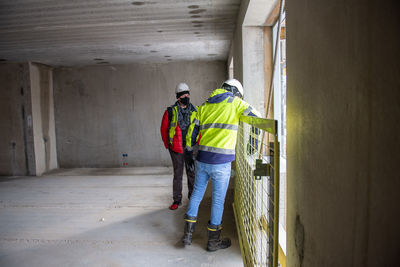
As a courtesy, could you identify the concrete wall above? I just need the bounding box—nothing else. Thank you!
[231,0,266,114]
[231,0,249,85]
[53,61,226,167]
[0,64,26,176]
[30,63,58,175]
[286,0,400,266]
[242,26,265,114]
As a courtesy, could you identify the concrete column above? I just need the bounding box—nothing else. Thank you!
[242,26,265,115]
[0,62,58,176]
[0,64,28,176]
[20,63,37,176]
[30,63,58,175]
[231,0,278,117]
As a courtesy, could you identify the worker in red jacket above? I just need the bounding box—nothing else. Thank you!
[160,83,198,210]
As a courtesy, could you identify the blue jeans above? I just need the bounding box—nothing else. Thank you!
[186,160,231,226]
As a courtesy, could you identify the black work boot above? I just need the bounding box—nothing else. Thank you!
[206,222,231,252]
[182,214,197,246]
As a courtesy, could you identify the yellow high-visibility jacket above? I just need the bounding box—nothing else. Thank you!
[186,89,259,164]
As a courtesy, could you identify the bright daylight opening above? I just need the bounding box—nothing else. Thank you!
[273,10,287,258]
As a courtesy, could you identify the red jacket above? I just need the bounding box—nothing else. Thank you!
[160,108,184,153]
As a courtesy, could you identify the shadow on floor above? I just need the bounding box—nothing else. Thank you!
[0,182,241,267]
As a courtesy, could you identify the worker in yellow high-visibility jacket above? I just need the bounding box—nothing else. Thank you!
[182,78,260,252]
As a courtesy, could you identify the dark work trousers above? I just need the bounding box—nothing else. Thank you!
[169,148,195,203]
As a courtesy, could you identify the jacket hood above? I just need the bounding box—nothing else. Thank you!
[207,89,234,104]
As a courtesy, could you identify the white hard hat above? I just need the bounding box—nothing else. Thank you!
[223,78,243,97]
[175,82,190,93]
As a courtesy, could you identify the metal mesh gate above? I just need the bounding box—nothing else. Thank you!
[233,116,279,267]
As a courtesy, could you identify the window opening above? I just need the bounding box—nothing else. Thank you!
[272,10,287,257]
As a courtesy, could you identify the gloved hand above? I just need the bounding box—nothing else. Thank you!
[184,149,196,173]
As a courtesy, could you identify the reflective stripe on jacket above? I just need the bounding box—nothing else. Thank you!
[186,88,259,164]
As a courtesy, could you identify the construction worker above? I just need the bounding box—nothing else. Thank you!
[160,83,197,210]
[182,78,260,251]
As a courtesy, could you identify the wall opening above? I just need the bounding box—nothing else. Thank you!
[272,9,287,260]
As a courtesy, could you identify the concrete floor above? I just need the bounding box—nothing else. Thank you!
[0,167,243,267]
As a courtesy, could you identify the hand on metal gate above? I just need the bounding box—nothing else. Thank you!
[246,126,259,156]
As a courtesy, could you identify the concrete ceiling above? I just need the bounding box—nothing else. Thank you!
[0,0,241,66]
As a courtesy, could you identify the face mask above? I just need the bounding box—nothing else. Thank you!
[179,97,190,106]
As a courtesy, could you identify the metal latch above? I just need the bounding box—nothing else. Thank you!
[254,159,270,180]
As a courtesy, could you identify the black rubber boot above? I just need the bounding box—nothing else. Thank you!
[206,222,231,252]
[182,215,197,246]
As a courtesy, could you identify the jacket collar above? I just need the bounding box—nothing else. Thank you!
[207,89,234,104]
[173,101,196,111]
